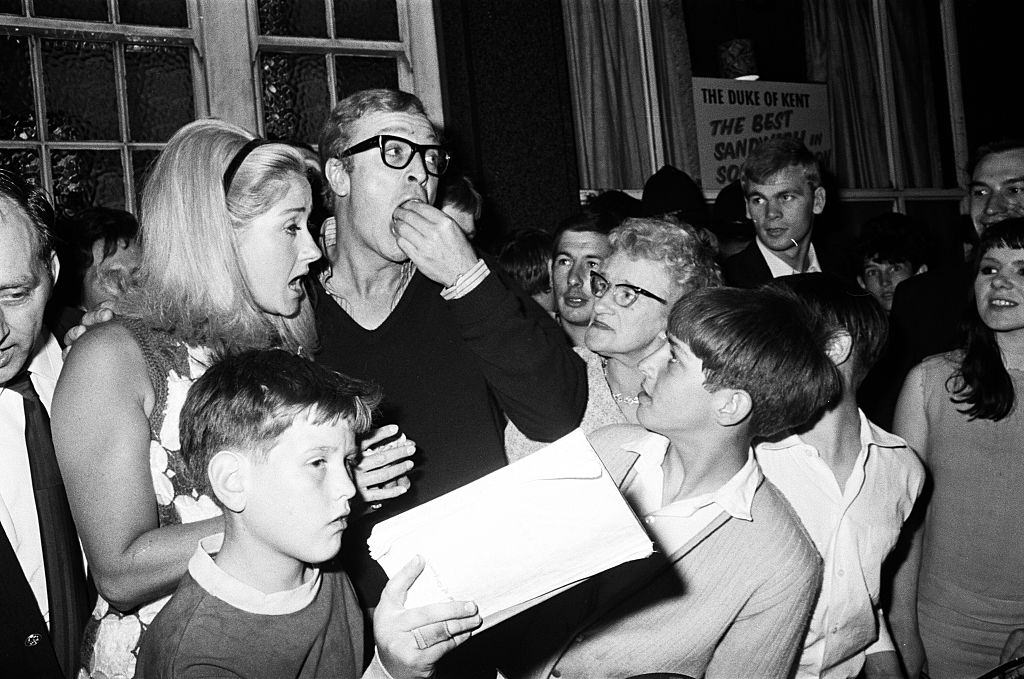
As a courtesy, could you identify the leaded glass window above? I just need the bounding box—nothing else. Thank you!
[254,0,408,145]
[0,0,199,215]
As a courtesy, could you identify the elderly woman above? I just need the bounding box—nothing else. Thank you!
[505,217,721,461]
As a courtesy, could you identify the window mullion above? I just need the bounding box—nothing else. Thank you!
[113,40,135,211]
[186,0,209,117]
[27,33,52,191]
[323,0,338,113]
[325,0,336,39]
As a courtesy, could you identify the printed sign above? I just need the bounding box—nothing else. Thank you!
[691,77,831,191]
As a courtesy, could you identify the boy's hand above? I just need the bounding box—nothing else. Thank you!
[374,555,482,678]
[62,304,115,358]
[357,424,414,507]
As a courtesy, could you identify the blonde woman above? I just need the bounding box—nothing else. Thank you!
[53,119,324,678]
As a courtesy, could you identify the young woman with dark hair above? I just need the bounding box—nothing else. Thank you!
[892,218,1024,678]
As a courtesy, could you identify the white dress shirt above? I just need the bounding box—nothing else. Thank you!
[757,237,822,278]
[756,411,925,678]
[0,333,63,626]
[621,432,761,556]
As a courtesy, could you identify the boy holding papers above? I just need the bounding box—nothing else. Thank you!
[138,350,481,678]
[497,287,834,679]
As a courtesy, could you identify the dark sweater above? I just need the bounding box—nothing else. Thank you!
[314,266,587,605]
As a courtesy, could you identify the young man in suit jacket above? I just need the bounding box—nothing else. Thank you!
[722,137,833,288]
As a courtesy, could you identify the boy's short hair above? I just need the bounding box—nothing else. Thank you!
[180,349,381,503]
[856,212,927,271]
[497,228,553,296]
[740,136,821,193]
[669,287,841,438]
[765,272,889,384]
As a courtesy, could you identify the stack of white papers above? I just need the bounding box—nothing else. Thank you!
[367,429,653,631]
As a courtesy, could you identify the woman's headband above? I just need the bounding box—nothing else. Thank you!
[222,138,272,194]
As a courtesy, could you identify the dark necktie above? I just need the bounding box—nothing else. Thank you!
[6,371,93,678]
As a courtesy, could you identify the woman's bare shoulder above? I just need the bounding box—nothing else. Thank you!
[58,319,150,391]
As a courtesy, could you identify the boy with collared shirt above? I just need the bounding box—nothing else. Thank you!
[138,349,481,679]
[758,273,926,679]
[497,286,835,679]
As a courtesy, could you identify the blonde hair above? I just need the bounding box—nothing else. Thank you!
[119,119,316,353]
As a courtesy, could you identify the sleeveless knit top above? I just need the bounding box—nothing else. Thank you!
[78,318,222,679]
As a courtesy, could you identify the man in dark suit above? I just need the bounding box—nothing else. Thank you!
[1,169,92,677]
[722,137,838,288]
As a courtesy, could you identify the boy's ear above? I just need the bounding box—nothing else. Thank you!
[324,157,350,199]
[208,450,248,513]
[915,263,928,275]
[825,330,854,367]
[716,388,752,428]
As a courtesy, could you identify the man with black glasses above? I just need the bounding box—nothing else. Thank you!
[313,89,586,677]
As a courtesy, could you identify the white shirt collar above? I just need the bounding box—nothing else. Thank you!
[28,333,62,380]
[622,433,761,521]
[758,410,907,456]
[188,538,321,615]
[756,237,821,278]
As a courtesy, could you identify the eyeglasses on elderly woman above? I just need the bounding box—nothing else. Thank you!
[590,271,668,308]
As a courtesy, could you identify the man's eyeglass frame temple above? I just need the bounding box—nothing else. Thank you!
[590,271,668,307]
[338,134,451,177]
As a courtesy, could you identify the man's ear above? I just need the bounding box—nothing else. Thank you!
[857,275,866,290]
[716,388,752,428]
[208,450,248,513]
[916,264,928,275]
[812,185,826,214]
[324,157,350,199]
[825,330,854,367]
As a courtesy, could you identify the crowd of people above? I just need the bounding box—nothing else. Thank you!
[1,87,1022,679]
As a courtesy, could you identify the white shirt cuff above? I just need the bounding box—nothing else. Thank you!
[440,259,489,300]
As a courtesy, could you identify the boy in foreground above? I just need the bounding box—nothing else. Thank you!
[138,349,481,678]
[496,286,837,678]
[759,273,925,678]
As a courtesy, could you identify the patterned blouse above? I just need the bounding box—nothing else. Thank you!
[78,318,222,679]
